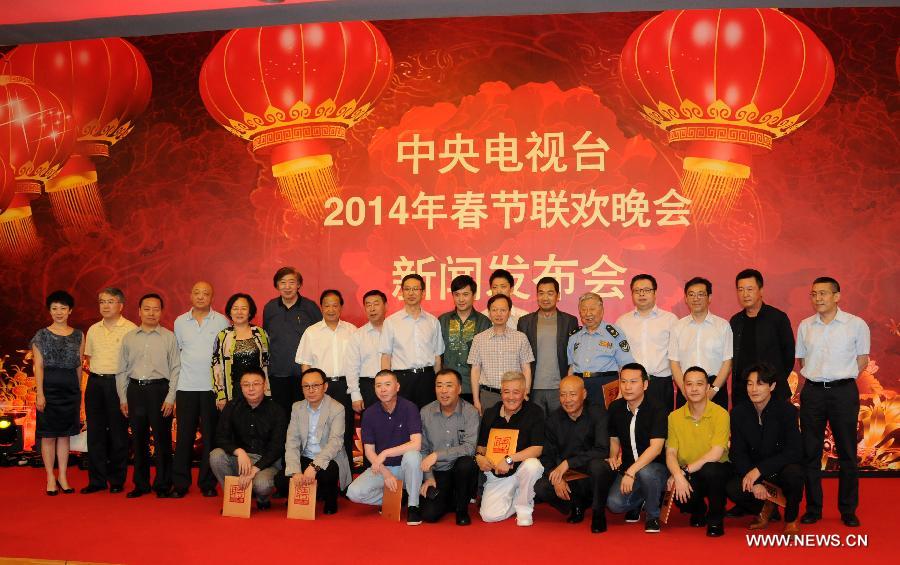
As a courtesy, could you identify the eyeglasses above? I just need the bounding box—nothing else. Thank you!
[99,300,119,305]
[686,292,708,299]
[632,288,655,296]
[301,383,325,391]
[241,381,264,388]
[402,287,423,292]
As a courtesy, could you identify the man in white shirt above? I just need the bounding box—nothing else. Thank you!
[347,290,388,415]
[170,281,229,498]
[481,269,529,330]
[616,274,678,412]
[296,289,357,466]
[379,274,444,408]
[668,277,733,409]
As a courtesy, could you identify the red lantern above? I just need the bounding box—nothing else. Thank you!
[3,38,152,235]
[0,149,12,214]
[620,9,834,223]
[0,74,75,259]
[199,22,393,221]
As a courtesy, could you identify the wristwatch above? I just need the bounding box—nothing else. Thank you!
[504,455,514,466]
[711,385,720,393]
[310,463,322,474]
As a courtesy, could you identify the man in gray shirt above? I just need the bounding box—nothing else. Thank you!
[116,293,181,499]
[517,277,579,415]
[419,368,480,526]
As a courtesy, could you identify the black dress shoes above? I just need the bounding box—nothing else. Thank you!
[201,488,218,498]
[109,485,124,494]
[591,513,607,533]
[725,505,747,518]
[567,506,585,524]
[323,501,338,515]
[841,513,860,527]
[80,484,107,494]
[166,489,188,499]
[706,523,725,537]
[126,488,151,499]
[800,512,821,524]
[46,488,59,497]
[690,514,708,528]
[456,510,471,526]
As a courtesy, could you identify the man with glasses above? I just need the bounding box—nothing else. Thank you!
[282,368,351,515]
[616,274,679,412]
[211,369,288,511]
[669,278,733,409]
[81,288,136,494]
[380,274,444,408]
[796,277,869,528]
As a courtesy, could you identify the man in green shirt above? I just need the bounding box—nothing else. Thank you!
[439,275,491,403]
[666,366,732,537]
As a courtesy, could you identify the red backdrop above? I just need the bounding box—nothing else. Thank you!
[0,8,897,471]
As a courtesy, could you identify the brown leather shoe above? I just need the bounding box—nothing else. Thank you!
[748,501,774,530]
[783,520,800,535]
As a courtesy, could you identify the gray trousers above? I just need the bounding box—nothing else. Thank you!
[209,448,281,502]
[478,388,501,412]
[530,389,560,415]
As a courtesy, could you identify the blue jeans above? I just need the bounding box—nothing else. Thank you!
[346,450,423,507]
[606,461,669,519]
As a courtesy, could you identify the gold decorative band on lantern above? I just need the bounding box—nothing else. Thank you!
[680,157,750,225]
[252,123,347,153]
[668,125,773,151]
[0,206,41,262]
[272,154,339,222]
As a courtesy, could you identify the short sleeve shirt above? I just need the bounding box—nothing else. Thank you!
[360,397,423,466]
[666,402,730,467]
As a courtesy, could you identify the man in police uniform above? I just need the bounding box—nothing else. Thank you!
[796,277,869,528]
[567,293,634,407]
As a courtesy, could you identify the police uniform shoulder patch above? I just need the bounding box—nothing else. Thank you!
[570,326,582,336]
[573,342,580,350]
[606,324,619,338]
[619,339,630,352]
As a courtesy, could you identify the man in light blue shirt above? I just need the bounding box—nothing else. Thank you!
[170,281,229,498]
[796,276,869,528]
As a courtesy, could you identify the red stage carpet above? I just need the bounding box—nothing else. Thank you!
[1,467,893,564]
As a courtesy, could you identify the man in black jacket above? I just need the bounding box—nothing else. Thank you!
[726,363,803,534]
[517,277,579,415]
[729,269,794,406]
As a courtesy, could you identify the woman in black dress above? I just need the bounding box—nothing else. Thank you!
[32,290,84,495]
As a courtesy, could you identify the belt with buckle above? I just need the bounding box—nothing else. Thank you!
[396,367,432,374]
[330,375,346,382]
[90,372,116,379]
[129,378,166,386]
[576,371,618,379]
[806,378,854,389]
[480,385,501,394]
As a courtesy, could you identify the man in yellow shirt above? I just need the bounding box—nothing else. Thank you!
[666,366,732,537]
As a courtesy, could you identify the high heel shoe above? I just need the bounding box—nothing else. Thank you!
[47,480,59,496]
[60,485,75,494]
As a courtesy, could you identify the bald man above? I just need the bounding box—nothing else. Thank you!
[170,281,230,498]
[534,375,614,533]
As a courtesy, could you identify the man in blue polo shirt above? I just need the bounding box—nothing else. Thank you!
[347,369,425,525]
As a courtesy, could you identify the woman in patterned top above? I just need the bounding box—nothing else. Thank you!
[31,290,84,495]
[212,293,270,407]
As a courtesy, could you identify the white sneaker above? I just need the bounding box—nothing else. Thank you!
[516,516,533,527]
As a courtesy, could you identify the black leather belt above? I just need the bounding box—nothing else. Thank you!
[330,375,346,382]
[805,378,855,389]
[575,371,618,379]
[480,385,501,394]
[90,372,116,379]
[395,367,433,374]
[129,378,166,386]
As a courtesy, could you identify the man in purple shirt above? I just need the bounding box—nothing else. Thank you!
[346,370,425,525]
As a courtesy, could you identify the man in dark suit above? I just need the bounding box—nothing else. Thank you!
[517,277,579,416]
[729,269,795,406]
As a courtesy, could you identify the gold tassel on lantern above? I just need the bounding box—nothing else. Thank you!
[44,155,107,239]
[680,157,750,225]
[0,204,40,262]
[272,154,338,222]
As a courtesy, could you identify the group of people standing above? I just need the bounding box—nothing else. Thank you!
[29,265,868,537]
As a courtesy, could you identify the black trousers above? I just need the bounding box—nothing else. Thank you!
[270,374,302,417]
[326,378,357,467]
[84,373,129,488]
[646,375,675,413]
[726,463,804,522]
[172,390,218,491]
[800,380,860,515]
[359,377,377,409]
[675,461,732,525]
[275,457,340,505]
[676,374,729,410]
[396,367,436,409]
[421,457,479,522]
[534,458,615,514]
[127,379,173,492]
